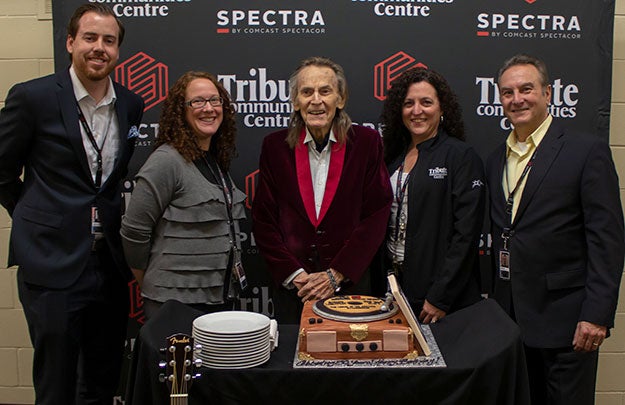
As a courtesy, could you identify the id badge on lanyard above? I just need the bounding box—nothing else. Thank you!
[91,206,104,238]
[499,227,511,280]
[232,248,247,290]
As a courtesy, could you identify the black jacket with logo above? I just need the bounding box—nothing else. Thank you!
[385,131,485,314]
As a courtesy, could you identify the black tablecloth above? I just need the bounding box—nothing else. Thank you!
[126,298,529,405]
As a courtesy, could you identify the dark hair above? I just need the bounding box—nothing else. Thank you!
[498,54,550,88]
[155,71,238,171]
[67,4,125,45]
[380,67,465,164]
[286,56,352,148]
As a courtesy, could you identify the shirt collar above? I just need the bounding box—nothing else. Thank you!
[304,128,337,147]
[506,115,552,156]
[415,129,446,151]
[69,65,117,106]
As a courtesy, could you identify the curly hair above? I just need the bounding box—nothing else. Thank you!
[155,71,237,171]
[380,67,465,164]
[286,56,352,148]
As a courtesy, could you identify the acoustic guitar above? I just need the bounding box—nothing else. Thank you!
[159,334,201,405]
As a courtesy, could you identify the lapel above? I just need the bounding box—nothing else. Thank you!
[294,129,346,227]
[512,122,564,225]
[103,82,129,188]
[493,143,508,212]
[56,69,94,186]
[318,139,345,224]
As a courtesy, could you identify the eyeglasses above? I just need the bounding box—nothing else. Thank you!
[185,96,223,109]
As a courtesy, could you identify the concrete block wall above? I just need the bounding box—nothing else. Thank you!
[0,2,52,403]
[0,1,624,404]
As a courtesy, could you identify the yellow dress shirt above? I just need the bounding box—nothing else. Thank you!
[502,115,552,221]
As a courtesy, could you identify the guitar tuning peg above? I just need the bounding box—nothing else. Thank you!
[158,361,167,369]
[194,358,202,367]
[158,373,166,383]
[159,348,167,354]
[193,372,201,380]
[184,374,192,382]
[194,344,202,353]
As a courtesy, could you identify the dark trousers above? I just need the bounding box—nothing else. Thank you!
[18,245,129,405]
[524,345,599,405]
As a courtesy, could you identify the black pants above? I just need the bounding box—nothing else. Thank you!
[524,345,599,405]
[18,246,129,405]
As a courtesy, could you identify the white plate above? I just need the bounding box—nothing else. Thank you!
[201,347,270,362]
[192,325,269,340]
[201,340,270,354]
[193,332,268,345]
[193,311,270,335]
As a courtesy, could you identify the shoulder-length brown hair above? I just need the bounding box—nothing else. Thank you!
[286,56,352,148]
[155,71,237,171]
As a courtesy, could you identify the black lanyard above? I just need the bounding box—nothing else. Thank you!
[202,154,236,243]
[392,160,410,243]
[76,102,107,188]
[503,149,537,218]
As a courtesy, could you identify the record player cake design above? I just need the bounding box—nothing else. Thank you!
[298,294,429,360]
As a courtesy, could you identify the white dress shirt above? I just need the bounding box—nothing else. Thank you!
[70,66,119,186]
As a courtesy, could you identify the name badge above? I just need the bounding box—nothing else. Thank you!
[233,249,248,291]
[91,206,103,237]
[499,250,510,280]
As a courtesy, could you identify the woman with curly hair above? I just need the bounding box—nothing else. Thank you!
[121,71,246,319]
[380,67,485,323]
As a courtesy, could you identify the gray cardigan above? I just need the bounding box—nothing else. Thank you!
[121,144,246,304]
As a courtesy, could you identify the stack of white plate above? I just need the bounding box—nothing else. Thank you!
[192,311,271,369]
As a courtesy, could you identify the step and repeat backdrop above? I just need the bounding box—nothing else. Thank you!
[52,0,614,399]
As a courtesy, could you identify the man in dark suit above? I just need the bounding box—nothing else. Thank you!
[486,54,624,405]
[0,4,143,404]
[252,56,392,322]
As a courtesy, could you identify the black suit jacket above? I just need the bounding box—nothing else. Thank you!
[0,68,144,288]
[486,119,624,348]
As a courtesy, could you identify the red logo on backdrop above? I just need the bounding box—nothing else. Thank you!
[115,52,169,112]
[127,279,145,325]
[525,0,537,3]
[245,169,260,209]
[374,52,427,101]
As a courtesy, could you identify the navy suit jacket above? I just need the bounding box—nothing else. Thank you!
[486,120,624,347]
[0,68,144,288]
[252,125,392,286]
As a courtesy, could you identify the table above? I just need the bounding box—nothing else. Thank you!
[126,298,530,405]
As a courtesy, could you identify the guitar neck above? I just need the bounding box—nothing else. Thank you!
[170,393,188,405]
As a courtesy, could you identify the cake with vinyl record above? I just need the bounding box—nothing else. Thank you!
[297,295,425,360]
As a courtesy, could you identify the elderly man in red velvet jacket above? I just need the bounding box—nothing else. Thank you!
[252,56,392,322]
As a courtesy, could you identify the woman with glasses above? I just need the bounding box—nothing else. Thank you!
[121,71,246,319]
[380,67,485,324]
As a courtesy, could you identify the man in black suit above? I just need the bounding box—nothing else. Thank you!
[486,54,624,405]
[0,4,143,404]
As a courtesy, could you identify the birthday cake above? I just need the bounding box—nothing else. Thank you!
[297,295,423,360]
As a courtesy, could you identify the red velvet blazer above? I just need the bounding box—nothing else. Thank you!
[252,125,392,285]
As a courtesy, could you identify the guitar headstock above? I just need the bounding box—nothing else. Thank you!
[159,333,201,404]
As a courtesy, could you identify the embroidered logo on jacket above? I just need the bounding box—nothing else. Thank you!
[472,180,484,189]
[428,167,448,179]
